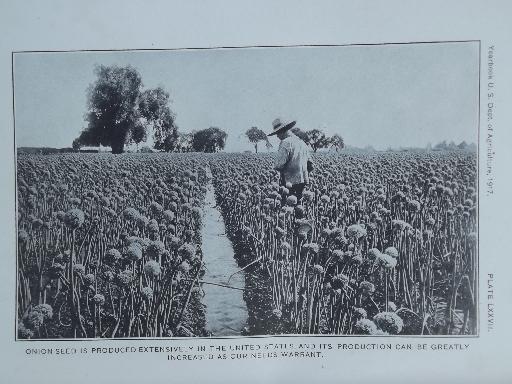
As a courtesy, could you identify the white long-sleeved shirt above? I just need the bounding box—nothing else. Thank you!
[274,133,311,185]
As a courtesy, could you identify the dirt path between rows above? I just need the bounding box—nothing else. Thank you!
[200,168,248,336]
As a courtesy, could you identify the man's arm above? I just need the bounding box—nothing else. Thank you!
[274,142,290,171]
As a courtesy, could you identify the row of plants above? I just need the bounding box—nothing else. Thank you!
[210,151,477,335]
[17,153,209,338]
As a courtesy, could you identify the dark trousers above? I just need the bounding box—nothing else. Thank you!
[288,183,306,201]
[279,172,305,202]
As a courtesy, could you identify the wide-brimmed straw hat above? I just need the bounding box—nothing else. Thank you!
[267,118,296,136]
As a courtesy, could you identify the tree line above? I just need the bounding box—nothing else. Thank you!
[72,65,227,154]
[74,65,344,154]
[245,126,344,153]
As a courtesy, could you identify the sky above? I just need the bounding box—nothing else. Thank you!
[14,42,479,152]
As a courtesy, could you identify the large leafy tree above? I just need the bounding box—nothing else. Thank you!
[191,127,227,152]
[292,127,344,152]
[139,87,178,152]
[245,126,272,153]
[175,132,194,152]
[330,134,344,152]
[305,129,331,152]
[131,120,147,150]
[72,138,82,151]
[76,65,177,154]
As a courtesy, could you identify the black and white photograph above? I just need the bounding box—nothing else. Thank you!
[14,42,479,340]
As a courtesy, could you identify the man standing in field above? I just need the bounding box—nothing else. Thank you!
[268,118,312,201]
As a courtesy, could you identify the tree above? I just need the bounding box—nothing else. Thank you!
[72,138,82,151]
[191,127,227,152]
[291,127,334,152]
[457,141,468,150]
[434,140,448,151]
[245,126,272,153]
[139,87,178,152]
[175,132,194,152]
[75,65,177,154]
[305,129,331,152]
[78,65,142,154]
[131,120,147,151]
[329,134,344,152]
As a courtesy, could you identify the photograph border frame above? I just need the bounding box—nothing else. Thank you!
[12,39,482,342]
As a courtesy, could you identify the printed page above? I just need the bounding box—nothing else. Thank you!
[1,1,511,383]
